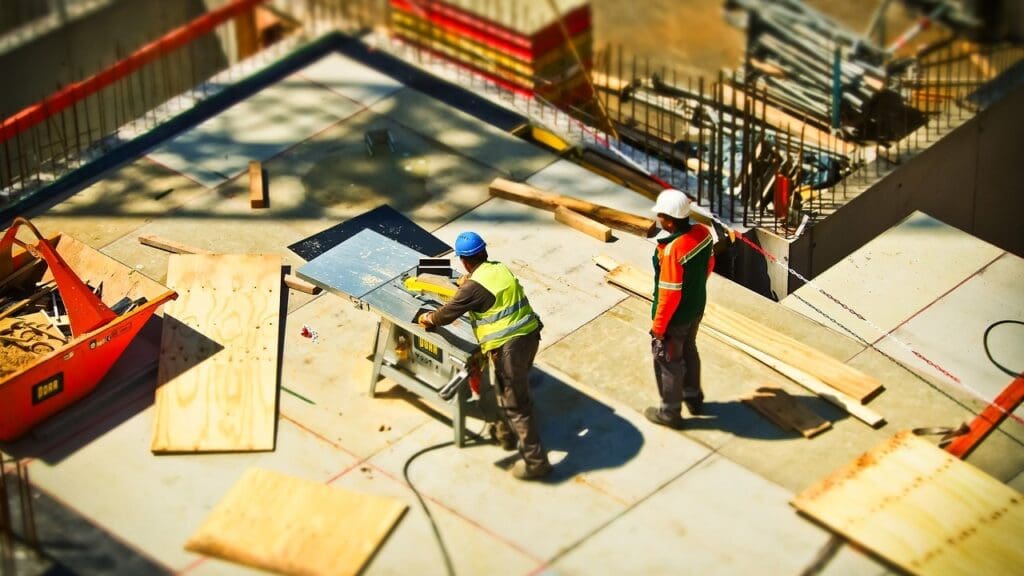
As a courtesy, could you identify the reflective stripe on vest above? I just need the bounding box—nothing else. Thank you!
[468,262,539,352]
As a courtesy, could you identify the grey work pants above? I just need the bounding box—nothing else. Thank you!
[491,329,548,469]
[652,315,703,419]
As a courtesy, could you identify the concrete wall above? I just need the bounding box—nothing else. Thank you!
[0,0,231,118]
[787,83,1024,293]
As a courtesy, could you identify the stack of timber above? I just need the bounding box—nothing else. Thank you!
[389,0,595,107]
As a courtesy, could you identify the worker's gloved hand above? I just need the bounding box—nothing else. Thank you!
[456,275,468,287]
[650,331,671,361]
[418,312,435,330]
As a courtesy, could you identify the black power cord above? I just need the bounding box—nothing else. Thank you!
[401,420,491,576]
[403,440,456,576]
[983,320,1024,378]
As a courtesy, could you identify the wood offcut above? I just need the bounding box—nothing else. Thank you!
[490,178,656,237]
[742,386,831,438]
[554,206,613,241]
[186,468,407,576]
[249,160,266,209]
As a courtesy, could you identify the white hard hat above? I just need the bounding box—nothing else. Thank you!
[651,188,692,219]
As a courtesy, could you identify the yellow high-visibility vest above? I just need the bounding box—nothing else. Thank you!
[468,262,539,353]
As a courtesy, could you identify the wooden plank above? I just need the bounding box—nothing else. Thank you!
[554,206,613,241]
[186,468,406,576]
[151,254,281,453]
[742,386,831,438]
[489,177,657,237]
[283,273,321,295]
[708,327,884,427]
[705,303,883,403]
[249,160,266,209]
[945,374,1024,459]
[138,235,212,255]
[594,256,883,402]
[793,431,1024,576]
[138,235,317,294]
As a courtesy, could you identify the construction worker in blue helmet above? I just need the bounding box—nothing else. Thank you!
[645,189,715,430]
[418,231,553,480]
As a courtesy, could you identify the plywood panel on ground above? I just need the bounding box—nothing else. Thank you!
[186,468,406,576]
[152,254,282,453]
[793,431,1024,576]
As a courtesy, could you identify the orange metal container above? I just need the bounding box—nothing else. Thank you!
[0,218,177,441]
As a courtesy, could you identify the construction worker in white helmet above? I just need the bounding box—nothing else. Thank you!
[418,231,553,481]
[645,189,715,429]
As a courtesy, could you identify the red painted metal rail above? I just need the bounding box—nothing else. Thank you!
[945,373,1024,459]
[0,0,268,146]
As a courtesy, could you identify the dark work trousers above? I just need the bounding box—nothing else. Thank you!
[490,329,549,470]
[652,315,703,419]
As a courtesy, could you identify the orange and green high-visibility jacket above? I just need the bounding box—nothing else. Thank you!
[651,222,715,335]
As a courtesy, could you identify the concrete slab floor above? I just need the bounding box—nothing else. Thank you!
[147,72,366,188]
[783,211,1006,348]
[549,454,884,576]
[867,251,1024,417]
[369,88,558,182]
[23,158,207,250]
[3,34,1021,576]
[296,52,404,108]
[24,408,359,572]
[258,105,502,238]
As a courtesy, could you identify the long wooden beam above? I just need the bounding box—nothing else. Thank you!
[489,178,656,237]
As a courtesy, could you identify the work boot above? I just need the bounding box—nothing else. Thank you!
[512,460,553,481]
[644,407,683,430]
[493,420,517,451]
[684,396,704,416]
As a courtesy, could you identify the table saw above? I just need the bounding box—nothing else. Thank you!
[297,229,489,447]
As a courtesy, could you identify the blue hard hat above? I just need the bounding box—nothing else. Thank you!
[454,231,486,257]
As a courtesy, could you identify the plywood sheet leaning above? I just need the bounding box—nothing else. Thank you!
[152,254,281,453]
[742,386,831,438]
[593,255,883,402]
[186,468,407,576]
[793,431,1024,576]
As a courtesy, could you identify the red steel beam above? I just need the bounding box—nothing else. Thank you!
[0,0,268,145]
[945,373,1024,459]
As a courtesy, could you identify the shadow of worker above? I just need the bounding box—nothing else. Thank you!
[505,368,644,485]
